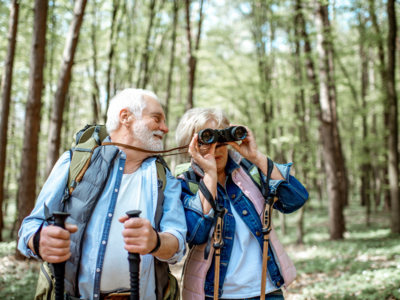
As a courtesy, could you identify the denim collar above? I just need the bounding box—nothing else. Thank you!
[225,152,240,176]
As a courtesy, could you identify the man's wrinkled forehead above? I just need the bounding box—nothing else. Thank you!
[142,95,165,119]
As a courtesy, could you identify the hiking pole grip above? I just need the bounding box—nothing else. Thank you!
[126,210,142,300]
[52,212,70,300]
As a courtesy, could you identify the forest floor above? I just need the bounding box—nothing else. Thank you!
[0,199,399,300]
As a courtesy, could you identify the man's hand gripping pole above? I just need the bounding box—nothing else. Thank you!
[52,212,71,300]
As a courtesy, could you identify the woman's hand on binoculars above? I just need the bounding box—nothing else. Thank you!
[188,134,218,176]
[227,124,264,166]
[189,134,217,214]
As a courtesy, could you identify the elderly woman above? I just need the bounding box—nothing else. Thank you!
[175,108,308,300]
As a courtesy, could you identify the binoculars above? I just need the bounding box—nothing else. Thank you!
[198,126,248,145]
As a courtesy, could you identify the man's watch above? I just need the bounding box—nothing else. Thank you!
[149,228,161,254]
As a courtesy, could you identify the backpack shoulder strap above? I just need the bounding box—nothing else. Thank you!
[239,158,262,190]
[182,168,201,195]
[154,156,171,230]
[240,157,275,197]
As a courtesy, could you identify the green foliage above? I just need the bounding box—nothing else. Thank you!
[274,200,400,299]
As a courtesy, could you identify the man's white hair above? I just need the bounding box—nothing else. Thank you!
[106,88,160,134]
[175,108,230,160]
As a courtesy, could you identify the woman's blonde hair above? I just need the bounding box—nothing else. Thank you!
[175,108,230,160]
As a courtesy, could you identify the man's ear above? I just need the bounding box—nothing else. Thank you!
[119,109,134,128]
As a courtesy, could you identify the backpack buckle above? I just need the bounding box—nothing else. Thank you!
[61,188,70,204]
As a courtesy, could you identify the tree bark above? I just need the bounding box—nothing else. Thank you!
[313,1,345,239]
[320,4,348,207]
[386,0,400,233]
[368,0,390,209]
[15,0,48,260]
[359,15,371,224]
[294,0,308,244]
[104,0,121,120]
[45,0,87,178]
[0,0,19,242]
[185,0,205,111]
[136,0,157,89]
[90,1,101,124]
[164,0,179,134]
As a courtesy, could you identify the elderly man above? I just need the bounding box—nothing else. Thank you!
[18,89,187,300]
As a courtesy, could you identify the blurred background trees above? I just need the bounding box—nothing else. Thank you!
[0,0,399,254]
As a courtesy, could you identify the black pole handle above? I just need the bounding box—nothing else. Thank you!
[52,212,70,300]
[126,210,141,300]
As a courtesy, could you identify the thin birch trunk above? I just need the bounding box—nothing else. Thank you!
[15,0,48,260]
[46,0,87,178]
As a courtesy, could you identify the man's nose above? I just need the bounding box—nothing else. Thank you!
[160,122,169,134]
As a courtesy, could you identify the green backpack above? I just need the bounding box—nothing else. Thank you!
[34,124,178,300]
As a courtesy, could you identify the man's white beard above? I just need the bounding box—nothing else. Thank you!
[133,121,164,151]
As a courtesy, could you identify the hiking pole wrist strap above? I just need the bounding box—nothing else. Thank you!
[259,158,279,300]
[199,180,226,300]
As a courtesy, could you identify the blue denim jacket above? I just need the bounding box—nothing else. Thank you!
[179,154,308,297]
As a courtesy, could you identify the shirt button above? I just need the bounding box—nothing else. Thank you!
[256,231,261,237]
[231,194,235,199]
[242,210,248,216]
[121,154,124,158]
[277,281,281,287]
[102,240,106,245]
[119,167,123,170]
[94,294,98,298]
[96,268,100,272]
[108,213,112,217]
[115,189,118,192]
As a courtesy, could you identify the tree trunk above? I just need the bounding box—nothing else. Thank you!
[46,0,87,178]
[104,0,121,120]
[15,0,48,260]
[319,4,348,207]
[185,0,205,111]
[125,0,138,86]
[0,0,19,242]
[90,1,101,124]
[314,2,345,239]
[294,0,308,244]
[368,0,391,209]
[136,0,157,89]
[359,16,371,224]
[387,0,400,233]
[164,0,179,139]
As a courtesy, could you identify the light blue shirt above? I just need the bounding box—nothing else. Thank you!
[18,149,187,300]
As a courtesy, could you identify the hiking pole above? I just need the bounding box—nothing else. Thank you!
[52,212,71,300]
[126,210,142,300]
[260,196,278,300]
[213,208,226,300]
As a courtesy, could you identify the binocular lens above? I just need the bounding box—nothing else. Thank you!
[232,126,247,140]
[199,129,215,144]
